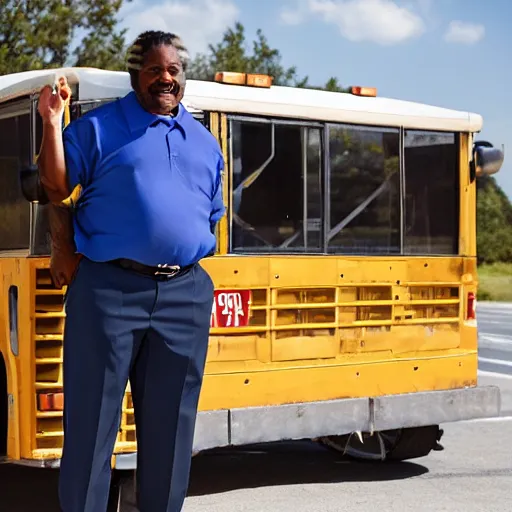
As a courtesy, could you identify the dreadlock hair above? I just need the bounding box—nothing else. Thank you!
[126,30,190,89]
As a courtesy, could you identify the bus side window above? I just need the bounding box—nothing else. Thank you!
[0,111,32,251]
[403,131,459,255]
[328,124,401,255]
[230,119,323,253]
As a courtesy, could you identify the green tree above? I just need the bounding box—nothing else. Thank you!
[0,0,129,75]
[476,175,512,264]
[73,0,129,71]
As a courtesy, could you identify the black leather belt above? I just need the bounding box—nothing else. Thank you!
[108,258,195,279]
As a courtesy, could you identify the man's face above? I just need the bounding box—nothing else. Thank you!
[136,44,186,115]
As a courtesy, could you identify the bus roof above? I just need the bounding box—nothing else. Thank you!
[0,67,483,132]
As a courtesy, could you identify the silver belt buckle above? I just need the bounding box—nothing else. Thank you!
[155,263,180,277]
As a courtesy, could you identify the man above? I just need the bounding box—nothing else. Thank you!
[37,31,225,512]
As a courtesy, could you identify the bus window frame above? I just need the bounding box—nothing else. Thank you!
[226,115,325,254]
[224,113,462,258]
[402,129,461,256]
[326,121,402,256]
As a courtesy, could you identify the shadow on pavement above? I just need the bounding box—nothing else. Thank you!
[0,463,59,512]
[0,441,429,510]
[187,440,429,497]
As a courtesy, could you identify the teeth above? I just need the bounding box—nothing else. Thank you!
[152,84,178,95]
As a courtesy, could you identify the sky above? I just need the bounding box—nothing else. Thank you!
[116,0,512,197]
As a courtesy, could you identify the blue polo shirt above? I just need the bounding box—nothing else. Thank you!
[62,91,225,267]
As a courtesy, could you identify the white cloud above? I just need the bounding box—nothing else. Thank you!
[119,0,239,55]
[282,0,425,44]
[444,21,485,45]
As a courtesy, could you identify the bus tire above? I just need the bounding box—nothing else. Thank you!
[387,425,443,461]
[321,425,443,462]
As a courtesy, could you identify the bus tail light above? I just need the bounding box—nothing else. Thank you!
[467,292,476,320]
[38,392,64,411]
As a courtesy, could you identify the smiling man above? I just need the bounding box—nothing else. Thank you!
[36,31,225,512]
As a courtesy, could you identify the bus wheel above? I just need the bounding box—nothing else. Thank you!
[107,470,138,512]
[320,425,443,462]
[387,425,444,461]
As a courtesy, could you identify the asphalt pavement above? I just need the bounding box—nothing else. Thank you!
[2,302,512,511]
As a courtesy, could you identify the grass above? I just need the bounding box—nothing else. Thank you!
[477,262,512,302]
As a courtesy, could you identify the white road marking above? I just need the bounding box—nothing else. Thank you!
[479,334,512,345]
[478,308,512,313]
[478,369,512,379]
[462,415,512,423]
[480,331,512,339]
[476,304,512,314]
[478,356,512,367]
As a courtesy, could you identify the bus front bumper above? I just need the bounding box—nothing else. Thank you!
[115,384,500,470]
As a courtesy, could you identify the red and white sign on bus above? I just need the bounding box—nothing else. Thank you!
[210,290,252,328]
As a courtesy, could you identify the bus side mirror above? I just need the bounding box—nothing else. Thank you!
[473,140,504,177]
[19,165,50,205]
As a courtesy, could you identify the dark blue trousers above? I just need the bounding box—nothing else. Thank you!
[58,258,214,512]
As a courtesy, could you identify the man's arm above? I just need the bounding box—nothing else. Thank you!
[37,78,72,203]
[47,203,80,289]
[36,77,83,287]
[38,121,69,203]
[48,203,75,254]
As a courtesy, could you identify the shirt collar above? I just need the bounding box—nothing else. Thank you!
[120,90,187,136]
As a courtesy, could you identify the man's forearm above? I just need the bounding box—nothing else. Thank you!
[48,202,75,252]
[38,120,70,204]
[48,202,81,289]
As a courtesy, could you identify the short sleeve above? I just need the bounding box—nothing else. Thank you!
[63,122,90,191]
[210,153,226,232]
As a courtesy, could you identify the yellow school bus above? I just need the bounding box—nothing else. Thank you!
[0,67,504,493]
